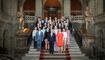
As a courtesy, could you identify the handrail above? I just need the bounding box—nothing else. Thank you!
[73,23,83,47]
[71,15,84,21]
[71,10,83,16]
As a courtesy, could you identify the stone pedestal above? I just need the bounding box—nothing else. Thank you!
[15,32,31,49]
[15,32,31,60]
[82,33,95,56]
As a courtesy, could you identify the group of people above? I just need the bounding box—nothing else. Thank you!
[32,16,72,54]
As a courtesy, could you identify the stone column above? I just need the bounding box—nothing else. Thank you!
[35,0,42,17]
[3,0,17,16]
[0,0,1,12]
[59,0,63,16]
[64,0,71,18]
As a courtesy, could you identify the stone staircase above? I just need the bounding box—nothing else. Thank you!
[69,34,89,60]
[22,42,40,60]
[22,34,89,60]
[39,48,70,60]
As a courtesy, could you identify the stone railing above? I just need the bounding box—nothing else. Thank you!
[81,33,96,58]
[71,15,85,23]
[24,15,35,29]
[71,10,83,16]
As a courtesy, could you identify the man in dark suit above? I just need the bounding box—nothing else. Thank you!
[49,29,56,54]
[35,27,43,51]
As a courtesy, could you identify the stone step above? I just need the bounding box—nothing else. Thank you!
[69,44,79,48]
[40,55,69,59]
[22,56,39,60]
[69,48,81,52]
[69,46,79,49]
[28,51,82,55]
[29,49,38,52]
[25,53,85,58]
[39,54,85,58]
[71,56,89,60]
[40,58,67,60]
[25,54,40,57]
[70,43,77,45]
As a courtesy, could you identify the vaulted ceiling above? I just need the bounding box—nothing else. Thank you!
[23,0,35,11]
[44,0,61,8]
[71,0,82,10]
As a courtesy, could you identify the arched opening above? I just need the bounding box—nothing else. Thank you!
[23,0,35,16]
[44,0,61,19]
[71,0,82,16]
[23,0,36,30]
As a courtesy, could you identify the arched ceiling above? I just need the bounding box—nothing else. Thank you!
[71,0,82,10]
[23,0,35,11]
[44,0,61,8]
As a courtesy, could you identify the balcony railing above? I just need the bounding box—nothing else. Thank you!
[71,10,83,16]
[24,15,35,29]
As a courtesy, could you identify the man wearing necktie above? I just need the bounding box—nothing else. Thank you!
[36,27,43,51]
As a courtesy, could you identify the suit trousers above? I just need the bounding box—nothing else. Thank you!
[37,40,42,49]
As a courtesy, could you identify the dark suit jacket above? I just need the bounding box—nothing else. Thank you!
[48,33,56,44]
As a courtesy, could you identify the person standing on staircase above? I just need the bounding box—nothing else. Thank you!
[49,28,56,54]
[36,27,43,51]
[62,28,68,51]
[57,28,64,53]
[66,27,70,48]
[44,28,50,50]
[32,27,37,49]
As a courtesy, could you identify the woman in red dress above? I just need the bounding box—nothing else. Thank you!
[56,28,64,53]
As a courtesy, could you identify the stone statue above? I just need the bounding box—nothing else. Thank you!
[16,11,24,31]
[84,7,93,31]
[17,0,25,30]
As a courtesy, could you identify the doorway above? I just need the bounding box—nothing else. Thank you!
[43,0,61,19]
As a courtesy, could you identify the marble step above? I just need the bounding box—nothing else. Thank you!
[29,49,38,52]
[39,54,85,58]
[28,51,82,55]
[40,58,69,60]
[22,56,39,60]
[70,44,78,47]
[69,46,79,49]
[40,55,70,59]
[25,53,85,58]
[69,48,80,51]
[71,56,89,60]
